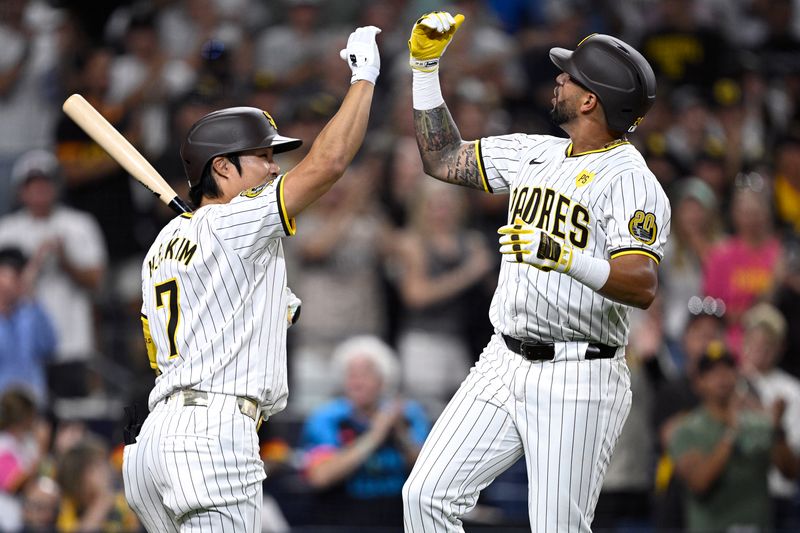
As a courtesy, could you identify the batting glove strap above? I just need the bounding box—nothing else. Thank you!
[340,26,382,85]
[498,219,572,273]
[408,11,465,71]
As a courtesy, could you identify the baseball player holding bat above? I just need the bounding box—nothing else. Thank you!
[122,26,381,532]
[402,13,670,532]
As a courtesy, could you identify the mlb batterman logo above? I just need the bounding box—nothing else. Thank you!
[628,209,657,244]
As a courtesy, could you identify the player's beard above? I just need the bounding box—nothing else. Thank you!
[550,98,577,127]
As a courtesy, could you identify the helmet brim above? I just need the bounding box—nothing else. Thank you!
[549,47,572,72]
[549,47,594,93]
[271,135,302,154]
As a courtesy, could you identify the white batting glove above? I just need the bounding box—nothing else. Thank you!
[408,11,465,72]
[285,287,302,328]
[339,26,381,85]
[498,218,574,273]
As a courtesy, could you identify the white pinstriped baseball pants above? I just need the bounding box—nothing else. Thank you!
[402,333,632,533]
[123,393,265,532]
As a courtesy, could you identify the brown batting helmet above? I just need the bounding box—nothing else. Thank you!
[181,107,302,187]
[549,34,656,134]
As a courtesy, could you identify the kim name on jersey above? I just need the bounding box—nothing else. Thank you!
[147,236,197,275]
[509,186,590,248]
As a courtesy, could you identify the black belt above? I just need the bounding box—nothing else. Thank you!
[502,334,618,361]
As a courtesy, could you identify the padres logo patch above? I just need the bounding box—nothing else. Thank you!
[628,210,657,244]
[263,111,278,130]
[575,170,595,187]
[240,183,267,198]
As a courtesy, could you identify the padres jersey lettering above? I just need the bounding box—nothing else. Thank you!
[479,134,670,346]
[141,174,295,417]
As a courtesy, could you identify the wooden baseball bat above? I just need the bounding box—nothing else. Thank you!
[62,93,192,214]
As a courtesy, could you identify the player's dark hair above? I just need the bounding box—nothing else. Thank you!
[188,154,242,208]
[0,388,36,430]
[0,247,27,273]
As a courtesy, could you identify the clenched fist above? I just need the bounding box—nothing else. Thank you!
[339,26,382,85]
[408,11,465,72]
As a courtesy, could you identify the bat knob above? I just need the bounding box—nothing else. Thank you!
[169,196,193,214]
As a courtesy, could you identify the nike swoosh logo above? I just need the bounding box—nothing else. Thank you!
[529,159,543,165]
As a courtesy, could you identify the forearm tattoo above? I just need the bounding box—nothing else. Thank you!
[413,106,484,191]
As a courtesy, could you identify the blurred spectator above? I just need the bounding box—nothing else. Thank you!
[669,343,798,531]
[661,178,722,366]
[639,0,738,89]
[252,0,328,92]
[777,233,800,379]
[381,136,424,227]
[55,436,139,532]
[299,335,429,528]
[740,303,800,529]
[286,155,392,414]
[155,0,242,68]
[21,475,60,533]
[0,389,50,532]
[0,150,106,399]
[690,152,729,206]
[54,47,144,267]
[594,304,660,531]
[439,0,526,101]
[773,136,800,235]
[0,247,56,405]
[754,0,800,79]
[712,76,768,178]
[704,176,783,356]
[652,299,726,531]
[107,7,195,160]
[393,179,494,415]
[663,88,726,173]
[0,0,61,216]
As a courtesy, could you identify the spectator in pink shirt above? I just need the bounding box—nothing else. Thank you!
[0,389,50,532]
[704,174,782,356]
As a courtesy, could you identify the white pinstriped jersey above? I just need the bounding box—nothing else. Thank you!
[476,134,671,346]
[141,175,295,417]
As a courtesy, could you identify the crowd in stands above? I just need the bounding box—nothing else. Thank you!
[2,0,800,530]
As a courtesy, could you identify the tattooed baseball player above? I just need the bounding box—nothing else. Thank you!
[402,13,669,533]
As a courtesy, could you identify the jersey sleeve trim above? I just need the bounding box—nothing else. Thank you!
[474,140,492,193]
[276,174,296,236]
[610,247,661,264]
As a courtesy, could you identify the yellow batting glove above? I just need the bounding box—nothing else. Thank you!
[498,217,574,273]
[408,11,465,72]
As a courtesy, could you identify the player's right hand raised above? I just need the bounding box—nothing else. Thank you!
[339,26,382,85]
[408,11,465,72]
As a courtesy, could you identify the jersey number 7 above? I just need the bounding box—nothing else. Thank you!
[155,278,181,359]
